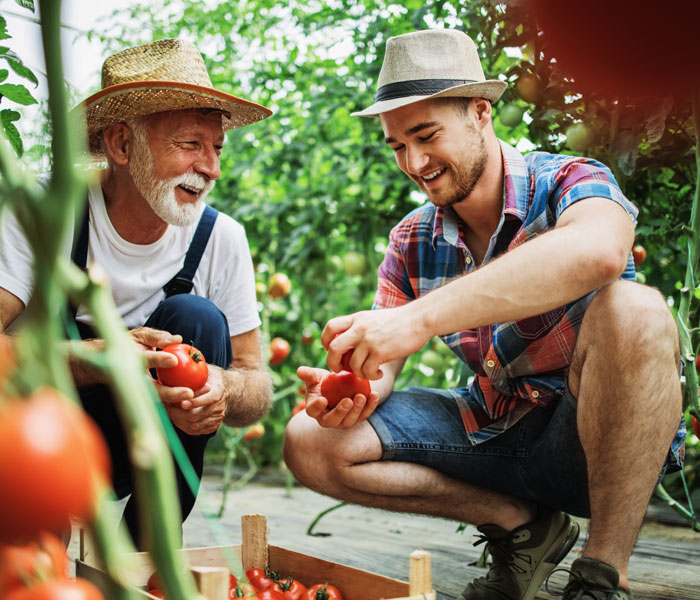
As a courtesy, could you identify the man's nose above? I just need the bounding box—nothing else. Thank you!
[405,146,429,175]
[195,146,221,180]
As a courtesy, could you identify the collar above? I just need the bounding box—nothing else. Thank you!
[432,139,529,250]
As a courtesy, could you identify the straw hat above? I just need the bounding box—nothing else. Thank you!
[79,38,272,156]
[352,29,507,117]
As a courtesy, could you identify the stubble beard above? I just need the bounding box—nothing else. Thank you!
[127,119,215,227]
[424,123,488,209]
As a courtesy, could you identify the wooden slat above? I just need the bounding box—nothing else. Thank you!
[242,513,269,570]
[192,565,229,600]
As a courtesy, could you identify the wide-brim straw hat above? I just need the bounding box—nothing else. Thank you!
[78,38,272,157]
[352,29,507,117]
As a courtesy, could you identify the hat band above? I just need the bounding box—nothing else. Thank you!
[375,78,478,102]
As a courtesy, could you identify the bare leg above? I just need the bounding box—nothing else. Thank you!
[283,415,536,531]
[568,281,682,589]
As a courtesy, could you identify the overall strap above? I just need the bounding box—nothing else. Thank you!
[163,204,219,297]
[72,203,90,270]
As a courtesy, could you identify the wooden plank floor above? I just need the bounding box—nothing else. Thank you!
[175,468,700,600]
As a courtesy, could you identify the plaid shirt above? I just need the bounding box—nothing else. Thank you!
[374,141,641,444]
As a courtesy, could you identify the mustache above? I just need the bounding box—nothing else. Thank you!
[168,172,216,196]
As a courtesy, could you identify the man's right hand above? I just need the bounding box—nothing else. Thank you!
[296,365,379,429]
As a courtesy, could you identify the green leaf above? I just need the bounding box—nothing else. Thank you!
[0,69,7,83]
[14,0,35,12]
[0,108,22,157]
[0,16,10,42]
[0,82,37,105]
[2,50,39,85]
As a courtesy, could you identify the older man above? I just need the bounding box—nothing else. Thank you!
[284,30,685,600]
[0,39,273,545]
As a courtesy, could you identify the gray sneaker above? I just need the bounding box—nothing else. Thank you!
[560,558,633,599]
[459,507,580,600]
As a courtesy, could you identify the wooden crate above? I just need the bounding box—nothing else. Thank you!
[76,513,436,600]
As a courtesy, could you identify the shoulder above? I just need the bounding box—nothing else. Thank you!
[525,151,618,188]
[390,203,437,243]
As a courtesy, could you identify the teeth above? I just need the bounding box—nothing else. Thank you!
[179,184,201,193]
[422,168,445,181]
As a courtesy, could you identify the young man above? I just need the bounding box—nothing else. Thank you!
[0,39,273,546]
[284,29,685,600]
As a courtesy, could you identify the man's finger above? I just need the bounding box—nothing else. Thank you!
[145,350,179,369]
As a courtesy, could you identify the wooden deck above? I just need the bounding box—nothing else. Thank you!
[69,466,700,599]
[174,467,700,600]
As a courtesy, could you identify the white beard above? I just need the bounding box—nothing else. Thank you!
[127,121,215,227]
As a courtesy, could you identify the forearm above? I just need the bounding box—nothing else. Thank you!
[372,357,406,402]
[220,365,273,427]
[67,338,110,387]
[413,201,633,338]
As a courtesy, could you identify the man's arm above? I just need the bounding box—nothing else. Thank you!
[325,197,635,380]
[0,287,24,334]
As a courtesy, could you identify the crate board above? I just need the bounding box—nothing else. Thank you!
[76,514,436,600]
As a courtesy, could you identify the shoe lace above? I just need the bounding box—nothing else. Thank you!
[545,567,614,600]
[473,533,531,576]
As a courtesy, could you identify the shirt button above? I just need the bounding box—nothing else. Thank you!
[465,256,472,265]
[531,390,540,399]
[486,359,495,368]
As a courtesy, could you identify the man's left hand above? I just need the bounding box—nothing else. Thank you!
[159,365,227,435]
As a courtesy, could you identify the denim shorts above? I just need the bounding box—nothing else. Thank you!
[368,385,593,517]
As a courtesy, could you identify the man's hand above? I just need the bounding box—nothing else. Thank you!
[296,366,379,429]
[322,306,430,380]
[130,326,183,371]
[158,365,227,436]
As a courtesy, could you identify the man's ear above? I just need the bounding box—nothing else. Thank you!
[102,123,133,166]
[472,98,493,130]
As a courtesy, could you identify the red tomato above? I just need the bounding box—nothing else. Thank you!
[5,578,105,600]
[230,573,239,589]
[243,423,265,441]
[0,389,110,543]
[279,577,308,600]
[268,273,292,299]
[0,532,68,595]
[632,245,647,266]
[146,590,167,599]
[257,590,286,600]
[269,338,291,366]
[156,343,208,391]
[234,582,258,598]
[303,583,344,600]
[320,371,371,409]
[691,416,700,438]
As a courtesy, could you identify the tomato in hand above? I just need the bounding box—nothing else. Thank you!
[5,578,105,600]
[303,583,344,600]
[0,389,110,543]
[320,371,371,409]
[156,343,208,391]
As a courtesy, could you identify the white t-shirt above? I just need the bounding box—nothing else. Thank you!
[0,181,261,336]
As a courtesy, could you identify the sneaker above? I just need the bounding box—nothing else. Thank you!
[560,558,633,599]
[459,507,580,600]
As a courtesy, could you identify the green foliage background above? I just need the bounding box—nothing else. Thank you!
[7,0,699,506]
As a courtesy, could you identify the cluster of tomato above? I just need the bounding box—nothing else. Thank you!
[0,343,110,600]
[146,568,344,600]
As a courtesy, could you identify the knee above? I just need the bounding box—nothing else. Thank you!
[583,281,678,354]
[283,414,324,487]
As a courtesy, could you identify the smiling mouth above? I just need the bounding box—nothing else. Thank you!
[178,183,203,197]
[420,168,446,183]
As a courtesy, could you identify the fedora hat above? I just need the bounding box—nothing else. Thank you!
[79,38,272,156]
[352,29,507,117]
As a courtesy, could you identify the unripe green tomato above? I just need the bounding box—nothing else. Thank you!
[635,271,646,285]
[565,123,595,152]
[343,251,368,276]
[499,103,525,127]
[515,74,542,104]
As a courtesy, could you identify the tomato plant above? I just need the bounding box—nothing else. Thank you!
[268,273,292,299]
[0,389,110,543]
[5,578,105,600]
[320,372,371,409]
[498,103,524,127]
[302,583,344,600]
[269,338,291,366]
[156,343,209,391]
